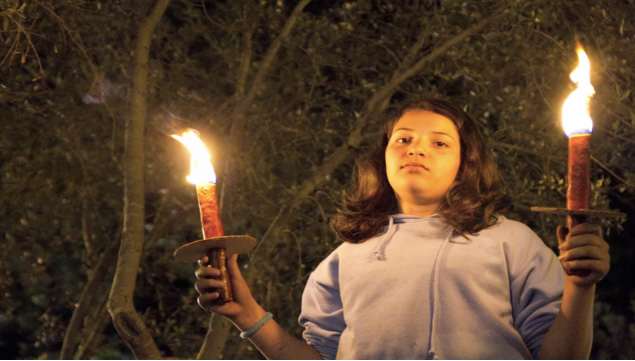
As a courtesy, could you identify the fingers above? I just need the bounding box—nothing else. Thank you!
[195,277,225,294]
[198,255,210,267]
[561,259,609,282]
[562,259,609,272]
[556,222,610,286]
[198,292,220,310]
[559,245,609,263]
[558,228,608,252]
[195,265,220,280]
[556,223,601,248]
[195,258,223,302]
[568,222,602,237]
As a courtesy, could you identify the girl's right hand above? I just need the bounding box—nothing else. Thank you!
[195,253,258,321]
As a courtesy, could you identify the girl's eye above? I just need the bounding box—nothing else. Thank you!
[434,141,448,147]
[396,137,412,144]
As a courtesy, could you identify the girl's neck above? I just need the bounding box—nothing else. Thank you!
[398,202,440,218]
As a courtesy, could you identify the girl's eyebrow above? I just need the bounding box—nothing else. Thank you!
[392,127,414,133]
[433,131,458,142]
[393,128,458,142]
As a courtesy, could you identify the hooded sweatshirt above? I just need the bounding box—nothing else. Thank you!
[299,214,564,359]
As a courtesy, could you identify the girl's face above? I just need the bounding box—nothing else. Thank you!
[385,110,461,216]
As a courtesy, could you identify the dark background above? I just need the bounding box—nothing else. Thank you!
[1,0,634,359]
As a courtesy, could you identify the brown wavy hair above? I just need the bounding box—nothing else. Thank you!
[331,98,509,243]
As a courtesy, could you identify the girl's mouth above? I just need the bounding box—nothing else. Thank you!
[402,163,429,171]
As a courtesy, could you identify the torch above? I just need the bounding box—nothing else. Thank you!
[172,129,256,303]
[531,42,625,275]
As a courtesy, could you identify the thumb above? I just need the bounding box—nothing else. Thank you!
[227,253,244,282]
[557,225,568,246]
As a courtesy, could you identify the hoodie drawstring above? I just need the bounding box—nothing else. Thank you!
[373,216,396,261]
[427,229,454,359]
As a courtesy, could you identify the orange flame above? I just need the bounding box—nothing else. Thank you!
[561,42,594,137]
[171,129,216,185]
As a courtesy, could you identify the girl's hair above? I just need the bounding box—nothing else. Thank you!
[331,98,509,243]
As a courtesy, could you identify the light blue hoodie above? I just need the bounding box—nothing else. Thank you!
[299,214,564,359]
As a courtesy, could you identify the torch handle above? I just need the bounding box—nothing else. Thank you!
[566,213,588,231]
[565,214,591,277]
[207,247,234,303]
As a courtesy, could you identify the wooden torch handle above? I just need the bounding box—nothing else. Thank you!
[207,247,233,303]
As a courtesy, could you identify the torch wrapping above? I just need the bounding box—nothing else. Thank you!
[566,134,591,230]
[196,184,233,303]
[566,134,591,277]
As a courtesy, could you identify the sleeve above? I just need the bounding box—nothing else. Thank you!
[298,250,346,360]
[508,229,564,359]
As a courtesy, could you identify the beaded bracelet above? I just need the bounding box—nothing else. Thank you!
[239,312,273,339]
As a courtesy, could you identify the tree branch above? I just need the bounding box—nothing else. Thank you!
[243,0,313,106]
[252,8,508,263]
[37,1,100,88]
[348,8,507,147]
[106,0,170,359]
[236,5,254,97]
[399,16,431,70]
[220,0,313,208]
[143,189,173,252]
[207,1,314,355]
[495,142,566,161]
[196,314,233,360]
[591,154,634,188]
[81,194,93,260]
[60,233,120,359]
[76,301,112,360]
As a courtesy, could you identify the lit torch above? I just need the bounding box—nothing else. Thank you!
[532,41,625,274]
[172,129,255,304]
[561,42,594,230]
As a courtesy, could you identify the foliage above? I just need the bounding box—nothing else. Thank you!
[1,0,634,359]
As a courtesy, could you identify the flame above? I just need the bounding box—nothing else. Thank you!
[561,43,594,137]
[171,129,216,185]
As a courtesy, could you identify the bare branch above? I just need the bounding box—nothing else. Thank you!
[243,0,313,105]
[60,233,120,359]
[76,302,112,360]
[36,1,100,87]
[196,315,232,360]
[495,143,566,161]
[81,194,93,260]
[399,16,432,70]
[106,0,171,358]
[236,5,254,96]
[143,189,174,252]
[251,8,508,264]
[591,155,634,188]
[349,8,508,147]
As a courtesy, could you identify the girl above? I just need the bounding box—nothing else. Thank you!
[195,98,610,359]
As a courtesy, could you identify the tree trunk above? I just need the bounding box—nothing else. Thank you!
[106,0,171,359]
[59,233,120,359]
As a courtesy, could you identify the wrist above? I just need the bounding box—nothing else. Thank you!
[564,277,596,293]
[562,279,595,314]
[232,303,267,332]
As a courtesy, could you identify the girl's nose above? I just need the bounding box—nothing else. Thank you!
[407,147,425,157]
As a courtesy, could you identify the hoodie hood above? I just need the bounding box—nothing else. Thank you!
[372,213,455,261]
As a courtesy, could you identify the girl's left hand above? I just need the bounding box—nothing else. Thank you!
[557,223,610,287]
